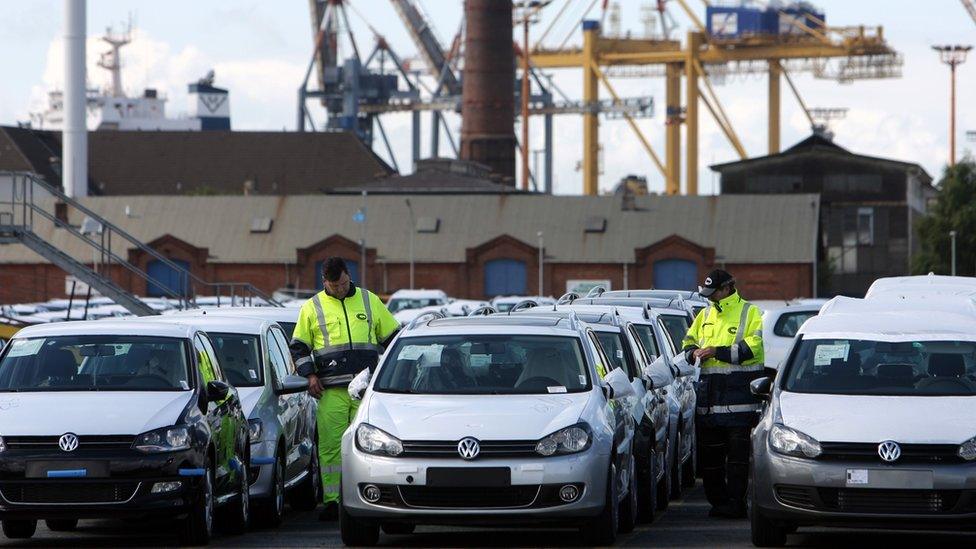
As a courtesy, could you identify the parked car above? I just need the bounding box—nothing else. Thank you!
[0,319,250,545]
[865,274,976,299]
[147,315,320,526]
[750,296,976,546]
[603,290,709,316]
[491,296,556,312]
[385,289,450,314]
[167,306,301,342]
[340,314,638,546]
[761,303,823,369]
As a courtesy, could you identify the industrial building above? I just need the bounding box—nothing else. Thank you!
[712,134,936,296]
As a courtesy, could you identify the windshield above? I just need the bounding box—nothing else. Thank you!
[375,335,590,395]
[209,333,263,387]
[632,325,661,359]
[595,331,638,379]
[783,338,976,396]
[659,315,690,351]
[494,302,517,312]
[0,336,190,392]
[387,298,445,313]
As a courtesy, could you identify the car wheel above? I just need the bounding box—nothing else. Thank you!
[220,459,251,535]
[381,523,416,535]
[2,520,36,539]
[581,464,618,546]
[655,439,671,511]
[682,428,697,488]
[289,441,321,511]
[636,446,657,523]
[751,485,788,547]
[256,452,285,528]
[45,519,78,532]
[670,430,684,499]
[179,464,214,546]
[618,457,638,534]
[340,498,379,546]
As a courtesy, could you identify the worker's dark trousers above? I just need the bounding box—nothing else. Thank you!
[699,424,751,509]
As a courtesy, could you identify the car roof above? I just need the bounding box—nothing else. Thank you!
[576,296,693,313]
[167,306,300,323]
[13,319,196,339]
[603,289,707,303]
[149,315,271,335]
[865,275,976,298]
[389,289,447,299]
[799,296,976,341]
[762,303,824,317]
[402,314,581,338]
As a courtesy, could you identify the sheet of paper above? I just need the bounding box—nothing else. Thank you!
[814,343,850,366]
[846,469,868,486]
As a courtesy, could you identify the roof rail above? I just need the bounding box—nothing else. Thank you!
[584,286,606,298]
[509,299,539,314]
[567,310,583,332]
[468,305,498,317]
[643,301,653,320]
[556,292,580,307]
[406,310,447,330]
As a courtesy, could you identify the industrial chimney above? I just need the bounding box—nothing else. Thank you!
[63,0,88,198]
[460,0,516,182]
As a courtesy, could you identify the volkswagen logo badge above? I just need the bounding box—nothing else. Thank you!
[457,437,480,460]
[878,440,901,462]
[58,433,79,453]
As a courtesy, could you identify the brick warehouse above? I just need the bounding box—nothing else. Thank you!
[0,193,819,303]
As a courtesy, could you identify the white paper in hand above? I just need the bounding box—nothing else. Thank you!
[348,369,372,400]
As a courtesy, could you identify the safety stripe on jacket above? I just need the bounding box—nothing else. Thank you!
[696,402,763,415]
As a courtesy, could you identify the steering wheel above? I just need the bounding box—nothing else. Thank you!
[125,374,172,388]
[516,376,562,390]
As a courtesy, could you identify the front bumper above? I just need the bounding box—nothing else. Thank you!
[753,439,976,526]
[248,439,276,499]
[341,440,610,524]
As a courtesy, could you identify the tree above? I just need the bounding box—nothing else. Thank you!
[913,159,976,276]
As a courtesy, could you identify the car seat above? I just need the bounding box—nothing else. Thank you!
[37,349,78,385]
[875,363,916,388]
[515,348,569,389]
[918,353,976,393]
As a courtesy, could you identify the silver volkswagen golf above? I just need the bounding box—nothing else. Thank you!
[750,296,976,546]
[340,313,639,546]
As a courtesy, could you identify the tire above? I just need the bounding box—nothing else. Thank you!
[220,460,251,535]
[751,485,788,547]
[636,446,657,523]
[340,500,379,546]
[2,520,36,539]
[289,442,321,511]
[682,428,697,488]
[618,457,638,534]
[255,453,285,528]
[178,465,214,546]
[45,519,78,531]
[381,523,416,535]
[655,439,671,511]
[581,464,618,546]
[670,431,684,500]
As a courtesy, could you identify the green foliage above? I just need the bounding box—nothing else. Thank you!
[913,159,976,276]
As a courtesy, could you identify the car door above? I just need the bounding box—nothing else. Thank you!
[266,325,303,480]
[657,319,695,457]
[195,333,244,498]
[587,330,633,497]
[628,324,670,458]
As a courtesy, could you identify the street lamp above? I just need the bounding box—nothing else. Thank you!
[933,45,972,167]
[950,230,958,276]
[404,198,415,290]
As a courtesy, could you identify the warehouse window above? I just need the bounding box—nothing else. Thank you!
[857,207,874,245]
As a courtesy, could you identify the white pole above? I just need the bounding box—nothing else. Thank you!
[64,0,88,198]
[537,231,544,296]
[405,199,415,290]
[950,230,958,276]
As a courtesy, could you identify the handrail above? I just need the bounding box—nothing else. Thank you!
[407,310,447,330]
[556,292,579,306]
[468,305,497,316]
[508,299,539,314]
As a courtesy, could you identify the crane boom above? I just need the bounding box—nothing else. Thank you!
[962,0,976,25]
[389,0,461,95]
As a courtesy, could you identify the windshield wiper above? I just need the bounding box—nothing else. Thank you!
[379,388,418,394]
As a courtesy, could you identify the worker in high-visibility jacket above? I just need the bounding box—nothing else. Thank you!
[289,257,400,521]
[681,269,764,519]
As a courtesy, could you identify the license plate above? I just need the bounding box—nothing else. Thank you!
[426,467,511,487]
[26,461,110,479]
[845,468,933,489]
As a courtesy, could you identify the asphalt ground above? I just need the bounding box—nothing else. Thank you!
[3,483,975,547]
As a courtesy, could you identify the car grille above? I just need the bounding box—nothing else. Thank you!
[398,485,540,509]
[819,488,961,514]
[400,440,538,458]
[818,442,961,464]
[3,435,135,451]
[0,481,140,504]
[775,485,816,509]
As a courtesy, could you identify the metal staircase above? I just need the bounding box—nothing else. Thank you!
[0,172,278,316]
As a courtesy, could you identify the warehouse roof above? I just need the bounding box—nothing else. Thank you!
[0,193,819,265]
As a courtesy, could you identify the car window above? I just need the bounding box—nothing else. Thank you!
[595,331,639,380]
[774,311,818,338]
[375,335,590,395]
[659,315,687,353]
[587,331,612,378]
[631,324,660,360]
[195,334,225,383]
[277,322,298,341]
[269,326,295,376]
[0,335,190,391]
[387,298,445,313]
[209,332,262,387]
[266,329,291,383]
[627,325,650,363]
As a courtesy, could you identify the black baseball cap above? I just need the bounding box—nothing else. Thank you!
[698,269,735,297]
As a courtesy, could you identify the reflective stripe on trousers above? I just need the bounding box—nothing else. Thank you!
[317,386,360,504]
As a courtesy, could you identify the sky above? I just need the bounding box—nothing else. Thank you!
[1,0,974,195]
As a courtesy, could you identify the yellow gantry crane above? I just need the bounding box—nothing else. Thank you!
[530,0,901,195]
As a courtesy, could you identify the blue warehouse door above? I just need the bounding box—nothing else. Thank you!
[147,258,190,297]
[653,259,697,291]
[484,259,527,297]
[315,259,359,290]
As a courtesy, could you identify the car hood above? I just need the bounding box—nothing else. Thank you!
[779,391,976,444]
[0,391,195,436]
[366,392,591,440]
[237,387,264,418]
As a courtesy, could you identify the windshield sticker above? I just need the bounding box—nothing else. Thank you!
[179,380,190,390]
[7,339,44,357]
[616,349,624,359]
[814,343,849,366]
[547,386,568,394]
[398,345,428,361]
[249,369,257,380]
[579,375,587,385]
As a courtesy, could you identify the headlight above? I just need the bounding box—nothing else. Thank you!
[133,426,191,453]
[248,419,263,443]
[768,423,821,459]
[959,436,976,461]
[536,423,592,457]
[355,423,403,457]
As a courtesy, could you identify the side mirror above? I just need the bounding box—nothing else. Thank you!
[276,374,309,395]
[750,377,774,399]
[643,356,675,389]
[206,380,230,402]
[603,367,635,400]
[672,352,698,378]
